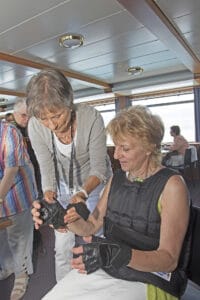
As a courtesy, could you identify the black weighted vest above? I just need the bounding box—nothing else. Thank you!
[103,168,190,298]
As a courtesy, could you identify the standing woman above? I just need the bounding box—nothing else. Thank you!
[0,121,37,300]
[27,68,112,282]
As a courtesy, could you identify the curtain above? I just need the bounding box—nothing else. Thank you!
[194,87,200,142]
[115,96,131,112]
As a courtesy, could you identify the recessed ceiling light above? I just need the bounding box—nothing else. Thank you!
[59,33,84,49]
[127,66,144,75]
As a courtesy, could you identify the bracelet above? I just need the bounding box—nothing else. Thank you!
[76,188,89,199]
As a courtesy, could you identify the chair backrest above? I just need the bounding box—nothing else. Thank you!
[189,146,198,163]
[187,206,200,286]
[184,148,192,166]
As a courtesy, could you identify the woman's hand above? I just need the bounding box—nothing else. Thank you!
[31,200,43,229]
[64,193,89,224]
[43,190,57,203]
[71,245,86,273]
[64,205,81,224]
[70,193,86,204]
[71,236,93,273]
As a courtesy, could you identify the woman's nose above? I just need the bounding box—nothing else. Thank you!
[47,119,57,130]
[114,147,121,160]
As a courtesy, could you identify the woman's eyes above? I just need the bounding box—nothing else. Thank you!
[122,147,131,152]
[52,115,61,119]
[41,114,62,121]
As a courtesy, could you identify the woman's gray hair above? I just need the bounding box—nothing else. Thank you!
[13,97,27,112]
[26,68,74,117]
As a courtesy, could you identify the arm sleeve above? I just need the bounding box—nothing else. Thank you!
[28,118,57,192]
[4,126,26,167]
[87,109,110,183]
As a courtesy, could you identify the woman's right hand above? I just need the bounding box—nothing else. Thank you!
[31,200,43,229]
[43,190,57,203]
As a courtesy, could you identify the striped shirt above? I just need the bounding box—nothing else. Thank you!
[0,122,37,217]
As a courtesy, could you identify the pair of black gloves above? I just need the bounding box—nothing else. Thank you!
[39,199,132,273]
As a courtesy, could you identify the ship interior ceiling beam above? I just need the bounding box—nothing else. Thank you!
[0,52,112,92]
[116,0,200,75]
[0,89,25,98]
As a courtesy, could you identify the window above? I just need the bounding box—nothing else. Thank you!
[131,93,195,143]
[95,103,115,145]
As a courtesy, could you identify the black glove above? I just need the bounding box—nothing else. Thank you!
[82,239,132,274]
[39,200,90,230]
[39,200,66,229]
[66,202,90,221]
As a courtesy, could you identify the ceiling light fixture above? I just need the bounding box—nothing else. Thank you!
[59,33,84,49]
[127,66,144,75]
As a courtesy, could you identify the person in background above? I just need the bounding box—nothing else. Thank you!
[27,68,112,282]
[5,112,15,123]
[162,125,189,167]
[13,98,42,198]
[169,125,189,155]
[0,121,37,300]
[35,105,190,300]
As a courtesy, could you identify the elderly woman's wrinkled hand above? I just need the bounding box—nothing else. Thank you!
[70,193,86,204]
[64,205,81,224]
[71,236,95,274]
[31,200,43,229]
[71,245,87,274]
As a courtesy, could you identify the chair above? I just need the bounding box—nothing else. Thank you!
[196,146,200,179]
[187,206,200,286]
[170,147,198,186]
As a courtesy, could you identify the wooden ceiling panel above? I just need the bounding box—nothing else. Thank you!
[0,0,122,53]
[155,0,200,19]
[1,0,200,104]
[0,0,64,33]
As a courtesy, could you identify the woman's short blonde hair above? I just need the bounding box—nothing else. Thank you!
[107,105,164,164]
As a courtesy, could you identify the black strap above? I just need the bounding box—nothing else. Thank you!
[69,123,75,194]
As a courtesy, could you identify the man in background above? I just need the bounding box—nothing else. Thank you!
[5,112,15,123]
[162,125,189,167]
[13,98,42,198]
[13,98,43,254]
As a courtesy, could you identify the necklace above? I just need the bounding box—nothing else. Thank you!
[126,166,161,183]
[126,172,144,182]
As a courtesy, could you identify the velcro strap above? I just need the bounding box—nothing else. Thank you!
[82,243,102,274]
[67,202,90,220]
[81,239,132,274]
[99,242,132,269]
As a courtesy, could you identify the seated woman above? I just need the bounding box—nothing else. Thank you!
[32,106,190,300]
[162,125,189,167]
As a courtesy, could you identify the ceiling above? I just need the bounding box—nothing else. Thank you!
[1,0,200,110]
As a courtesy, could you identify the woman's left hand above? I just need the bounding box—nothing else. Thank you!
[71,236,93,273]
[71,245,86,273]
[64,194,88,224]
[64,205,80,224]
[70,193,86,204]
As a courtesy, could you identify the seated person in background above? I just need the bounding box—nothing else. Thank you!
[32,105,190,300]
[162,125,189,167]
